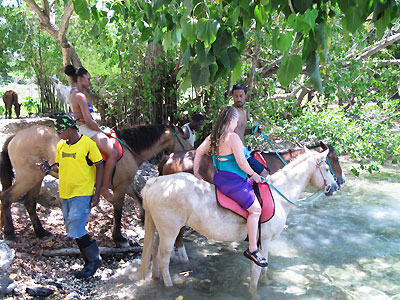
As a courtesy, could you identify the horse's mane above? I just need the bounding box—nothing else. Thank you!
[271,151,315,181]
[116,124,169,153]
[261,144,322,156]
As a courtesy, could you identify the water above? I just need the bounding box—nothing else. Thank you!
[104,159,400,300]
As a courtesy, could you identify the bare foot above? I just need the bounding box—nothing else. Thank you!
[101,187,115,204]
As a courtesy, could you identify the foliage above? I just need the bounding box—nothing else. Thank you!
[21,96,39,114]
[274,100,400,175]
[77,0,399,91]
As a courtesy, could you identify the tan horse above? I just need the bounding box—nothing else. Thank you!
[159,142,346,263]
[139,149,339,293]
[2,91,20,119]
[0,124,192,245]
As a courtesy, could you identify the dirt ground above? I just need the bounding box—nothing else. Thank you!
[0,117,154,299]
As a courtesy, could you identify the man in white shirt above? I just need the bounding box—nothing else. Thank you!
[181,113,204,147]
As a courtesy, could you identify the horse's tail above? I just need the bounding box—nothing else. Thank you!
[139,205,156,280]
[0,135,15,191]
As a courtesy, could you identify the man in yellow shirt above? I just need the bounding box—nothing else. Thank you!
[42,113,104,279]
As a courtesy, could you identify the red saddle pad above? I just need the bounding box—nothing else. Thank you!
[216,152,275,223]
[101,129,123,161]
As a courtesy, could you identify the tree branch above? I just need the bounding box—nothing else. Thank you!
[58,1,74,43]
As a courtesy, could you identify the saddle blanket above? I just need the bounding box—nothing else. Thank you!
[216,152,275,223]
[101,129,123,162]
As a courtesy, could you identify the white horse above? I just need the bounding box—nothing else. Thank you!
[50,75,70,112]
[139,149,339,292]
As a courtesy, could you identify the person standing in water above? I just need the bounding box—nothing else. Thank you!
[64,65,118,204]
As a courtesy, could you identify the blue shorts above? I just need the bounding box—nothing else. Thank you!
[62,196,92,238]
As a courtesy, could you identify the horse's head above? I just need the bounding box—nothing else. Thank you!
[166,124,194,152]
[319,141,346,188]
[306,147,339,196]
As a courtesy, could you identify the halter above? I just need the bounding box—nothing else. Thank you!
[315,158,333,194]
[171,131,187,152]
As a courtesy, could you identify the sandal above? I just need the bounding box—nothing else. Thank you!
[243,248,268,267]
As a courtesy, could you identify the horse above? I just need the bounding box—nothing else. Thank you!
[159,141,345,186]
[139,149,339,293]
[2,91,20,119]
[158,141,346,263]
[0,123,192,246]
[50,75,70,112]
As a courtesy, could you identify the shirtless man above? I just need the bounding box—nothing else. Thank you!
[231,83,270,178]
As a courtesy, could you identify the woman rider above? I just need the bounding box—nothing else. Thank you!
[193,106,268,267]
[64,65,118,204]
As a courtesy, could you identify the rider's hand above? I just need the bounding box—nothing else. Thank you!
[251,173,262,183]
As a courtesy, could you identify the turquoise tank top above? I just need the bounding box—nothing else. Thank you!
[212,153,247,179]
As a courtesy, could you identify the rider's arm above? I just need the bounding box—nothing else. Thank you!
[230,133,261,183]
[193,135,211,180]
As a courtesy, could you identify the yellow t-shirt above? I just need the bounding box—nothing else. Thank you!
[55,135,103,199]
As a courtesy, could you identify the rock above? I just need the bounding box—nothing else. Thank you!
[0,241,14,271]
[26,286,54,297]
[0,271,17,296]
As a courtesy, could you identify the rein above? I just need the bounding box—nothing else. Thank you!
[172,131,187,152]
[252,125,337,181]
[260,159,331,207]
[252,125,287,166]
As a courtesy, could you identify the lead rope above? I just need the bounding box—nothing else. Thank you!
[252,125,287,166]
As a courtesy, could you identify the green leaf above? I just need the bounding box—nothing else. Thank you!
[374,5,393,39]
[306,51,323,92]
[195,42,215,67]
[183,0,194,16]
[277,54,303,88]
[220,46,240,69]
[254,5,267,26]
[212,29,232,56]
[72,0,91,20]
[182,45,192,65]
[231,7,241,25]
[197,19,220,48]
[315,23,328,64]
[344,6,364,32]
[181,16,197,45]
[292,0,313,13]
[180,74,192,92]
[153,0,170,11]
[90,22,99,37]
[272,28,292,53]
[208,63,218,83]
[190,62,210,87]
[231,61,242,84]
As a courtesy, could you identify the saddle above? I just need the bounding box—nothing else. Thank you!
[101,129,124,162]
[216,152,275,223]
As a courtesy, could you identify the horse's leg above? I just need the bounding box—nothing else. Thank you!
[152,233,161,279]
[23,182,52,238]
[174,226,189,263]
[157,232,176,287]
[1,178,41,243]
[112,188,129,247]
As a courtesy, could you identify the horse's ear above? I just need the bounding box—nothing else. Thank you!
[319,141,327,150]
[304,146,311,154]
[322,148,329,158]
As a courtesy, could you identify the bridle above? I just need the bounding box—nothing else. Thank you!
[171,131,188,152]
[315,158,334,194]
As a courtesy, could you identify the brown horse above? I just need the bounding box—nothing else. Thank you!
[0,124,192,245]
[2,91,20,119]
[158,141,346,262]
